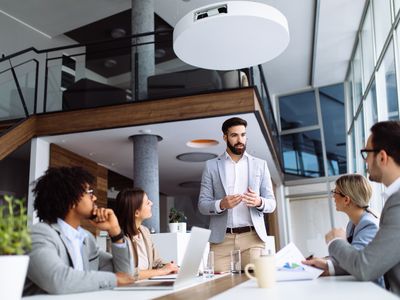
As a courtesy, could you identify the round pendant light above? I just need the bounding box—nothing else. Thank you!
[173,1,290,70]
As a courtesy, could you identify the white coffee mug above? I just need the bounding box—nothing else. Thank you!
[244,255,276,288]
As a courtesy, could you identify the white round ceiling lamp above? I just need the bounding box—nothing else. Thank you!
[173,1,290,70]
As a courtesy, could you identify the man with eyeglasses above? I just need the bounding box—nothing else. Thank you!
[24,166,136,295]
[325,120,400,295]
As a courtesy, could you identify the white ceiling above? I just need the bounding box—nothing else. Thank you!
[2,0,366,196]
[40,114,279,197]
[0,0,366,95]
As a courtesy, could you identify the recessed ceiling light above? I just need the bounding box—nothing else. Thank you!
[111,28,126,39]
[139,129,152,134]
[155,48,166,58]
[176,152,217,162]
[104,59,117,68]
[186,139,219,148]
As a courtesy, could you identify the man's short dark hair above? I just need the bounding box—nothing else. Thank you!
[222,117,247,134]
[370,120,400,165]
[33,166,95,223]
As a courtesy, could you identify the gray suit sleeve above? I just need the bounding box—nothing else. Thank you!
[26,224,125,294]
[329,196,400,281]
[198,162,223,215]
[257,160,276,213]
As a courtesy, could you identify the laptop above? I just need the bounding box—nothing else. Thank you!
[115,226,211,290]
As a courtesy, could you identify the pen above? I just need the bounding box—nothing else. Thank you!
[306,254,314,260]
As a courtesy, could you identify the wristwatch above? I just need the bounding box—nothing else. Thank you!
[110,230,124,243]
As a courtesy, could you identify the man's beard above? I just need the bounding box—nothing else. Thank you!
[367,160,382,183]
[227,140,246,155]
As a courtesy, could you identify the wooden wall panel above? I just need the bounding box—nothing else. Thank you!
[50,144,108,235]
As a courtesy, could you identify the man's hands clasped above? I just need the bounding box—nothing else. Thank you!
[220,187,261,210]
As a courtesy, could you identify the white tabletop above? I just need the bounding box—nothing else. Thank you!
[23,275,398,300]
[22,275,219,300]
[210,276,398,300]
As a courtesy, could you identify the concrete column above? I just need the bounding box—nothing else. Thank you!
[131,0,155,101]
[130,134,162,232]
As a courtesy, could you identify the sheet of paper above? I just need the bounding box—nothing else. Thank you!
[275,242,324,281]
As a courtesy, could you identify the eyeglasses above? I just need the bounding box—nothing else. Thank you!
[360,148,380,160]
[85,189,95,199]
[330,189,346,197]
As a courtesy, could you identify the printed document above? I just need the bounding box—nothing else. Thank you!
[275,243,324,281]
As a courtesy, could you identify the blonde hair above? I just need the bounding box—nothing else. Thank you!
[335,174,372,208]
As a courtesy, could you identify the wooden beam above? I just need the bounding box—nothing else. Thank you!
[0,116,36,160]
[36,88,257,136]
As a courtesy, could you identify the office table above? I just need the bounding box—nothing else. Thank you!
[23,274,397,300]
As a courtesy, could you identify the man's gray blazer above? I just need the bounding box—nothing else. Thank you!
[329,190,400,295]
[23,222,132,295]
[198,153,276,243]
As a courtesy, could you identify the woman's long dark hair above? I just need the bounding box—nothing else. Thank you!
[115,188,145,240]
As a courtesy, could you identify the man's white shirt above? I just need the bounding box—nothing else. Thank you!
[214,151,265,228]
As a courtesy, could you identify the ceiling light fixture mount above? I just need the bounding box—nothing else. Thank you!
[173,1,289,70]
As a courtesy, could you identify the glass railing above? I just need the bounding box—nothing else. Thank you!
[41,31,250,113]
[0,57,38,127]
[0,30,282,165]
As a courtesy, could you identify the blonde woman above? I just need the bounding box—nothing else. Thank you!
[303,174,383,286]
[115,188,178,280]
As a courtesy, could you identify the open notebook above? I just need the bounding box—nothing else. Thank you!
[114,226,211,290]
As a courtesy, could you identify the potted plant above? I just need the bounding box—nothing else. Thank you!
[168,208,187,233]
[0,195,31,300]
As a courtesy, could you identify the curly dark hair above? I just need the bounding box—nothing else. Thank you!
[222,117,247,134]
[115,188,146,240]
[33,166,95,223]
[370,120,400,165]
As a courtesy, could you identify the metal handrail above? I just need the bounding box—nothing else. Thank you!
[0,30,171,64]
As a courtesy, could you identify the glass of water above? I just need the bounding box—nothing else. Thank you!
[203,250,214,278]
[230,249,241,274]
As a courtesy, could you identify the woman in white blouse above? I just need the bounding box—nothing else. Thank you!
[115,188,178,280]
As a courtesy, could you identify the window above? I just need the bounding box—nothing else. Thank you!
[366,81,378,126]
[279,91,318,130]
[395,0,400,17]
[281,130,324,178]
[355,111,366,175]
[372,0,392,55]
[319,84,346,175]
[381,42,399,120]
[353,45,363,110]
[361,7,375,89]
